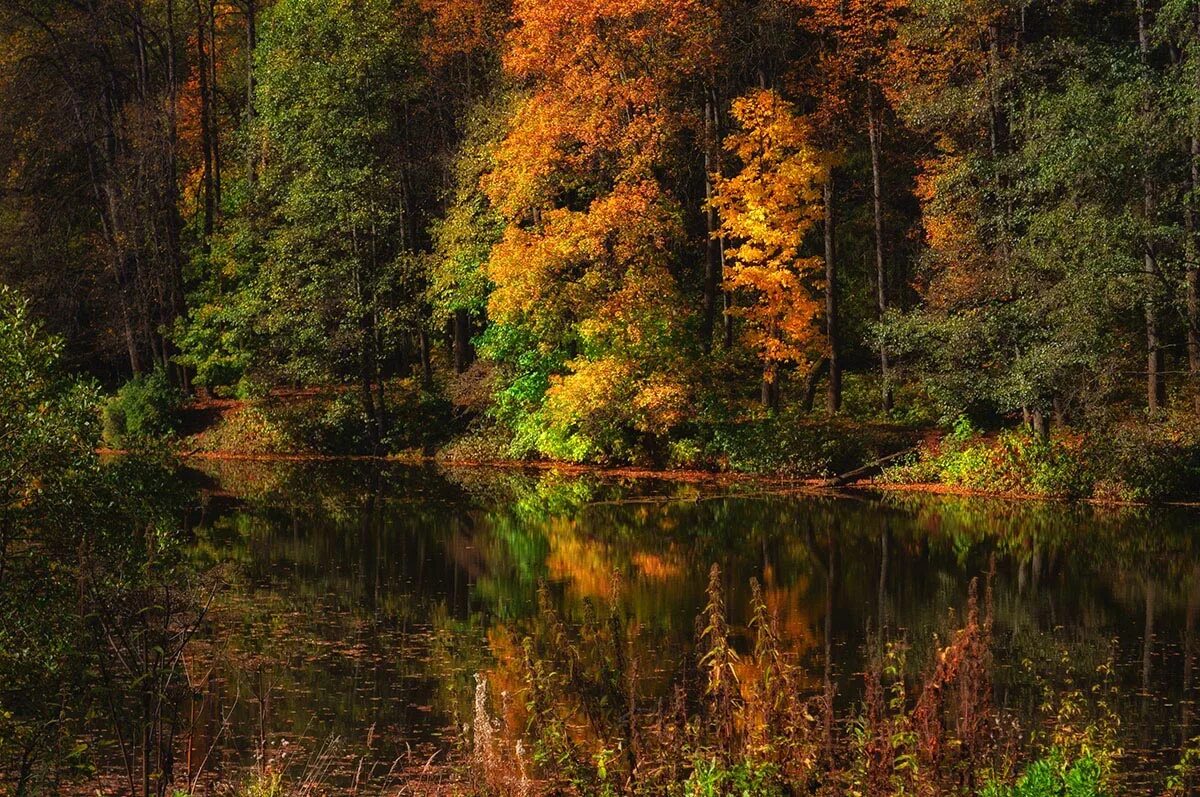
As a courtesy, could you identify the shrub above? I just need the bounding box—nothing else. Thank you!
[979,749,1107,797]
[437,419,514,463]
[188,404,296,455]
[1087,418,1200,502]
[191,383,460,456]
[882,418,1092,499]
[684,758,785,796]
[102,369,183,447]
[708,410,910,478]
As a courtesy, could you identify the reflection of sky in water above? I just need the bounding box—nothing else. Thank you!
[183,460,1200,791]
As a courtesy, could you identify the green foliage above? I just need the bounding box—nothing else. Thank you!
[188,385,457,456]
[427,96,509,324]
[979,749,1108,797]
[684,758,785,797]
[173,179,266,393]
[248,0,427,438]
[708,411,910,478]
[1,285,198,791]
[884,416,1200,502]
[1087,418,1200,502]
[436,419,514,463]
[102,369,183,447]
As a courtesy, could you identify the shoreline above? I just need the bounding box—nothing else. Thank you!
[99,446,1200,509]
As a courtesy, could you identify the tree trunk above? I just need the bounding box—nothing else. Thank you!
[760,369,779,411]
[194,0,214,244]
[208,3,221,209]
[721,237,734,349]
[165,0,189,393]
[802,357,829,414]
[824,178,841,414]
[1139,0,1166,412]
[701,92,721,354]
[1030,408,1049,440]
[868,97,893,413]
[1189,2,1200,410]
[453,309,475,372]
[418,328,434,389]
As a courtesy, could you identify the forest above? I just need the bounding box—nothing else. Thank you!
[10,2,1200,795]
[3,0,1200,497]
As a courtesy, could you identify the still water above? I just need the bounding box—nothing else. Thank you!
[183,459,1200,790]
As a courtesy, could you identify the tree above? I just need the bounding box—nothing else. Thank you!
[709,88,830,409]
[796,0,908,412]
[476,0,719,461]
[252,0,424,444]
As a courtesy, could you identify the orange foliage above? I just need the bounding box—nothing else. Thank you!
[785,0,908,151]
[486,0,718,217]
[710,89,830,382]
[419,0,508,68]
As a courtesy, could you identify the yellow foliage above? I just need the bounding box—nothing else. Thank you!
[710,89,831,382]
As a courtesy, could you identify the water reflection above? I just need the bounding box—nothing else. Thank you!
[184,460,1200,791]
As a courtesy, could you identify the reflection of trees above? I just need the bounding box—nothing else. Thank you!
[191,461,1200,786]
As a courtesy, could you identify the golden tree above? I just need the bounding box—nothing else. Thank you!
[710,88,830,394]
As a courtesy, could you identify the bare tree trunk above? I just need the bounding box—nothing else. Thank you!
[824,178,841,415]
[1030,408,1049,440]
[801,357,828,414]
[1139,0,1166,412]
[1189,3,1200,410]
[721,237,734,349]
[208,2,221,210]
[165,0,189,392]
[868,95,893,413]
[701,91,721,354]
[194,0,214,245]
[760,369,779,410]
[453,308,474,372]
[418,328,434,389]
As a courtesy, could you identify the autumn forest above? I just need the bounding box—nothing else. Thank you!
[3,0,1200,494]
[12,2,1200,794]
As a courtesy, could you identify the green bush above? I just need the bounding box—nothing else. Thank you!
[708,409,910,478]
[192,383,459,456]
[102,369,183,447]
[882,418,1092,498]
[436,419,514,462]
[1087,418,1200,502]
[979,750,1107,797]
[884,415,1200,502]
[188,404,295,455]
[684,758,784,797]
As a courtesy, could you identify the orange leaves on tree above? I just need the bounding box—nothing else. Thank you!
[710,89,830,383]
[487,180,682,341]
[487,0,718,217]
[418,0,507,68]
[792,0,907,139]
[478,0,724,456]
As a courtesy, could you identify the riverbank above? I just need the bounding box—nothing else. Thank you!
[103,388,1200,507]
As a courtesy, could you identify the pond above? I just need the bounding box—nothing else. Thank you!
[178,459,1200,793]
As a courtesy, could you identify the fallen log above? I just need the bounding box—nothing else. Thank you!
[819,445,919,488]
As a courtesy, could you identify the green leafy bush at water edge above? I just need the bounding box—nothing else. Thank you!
[708,411,912,478]
[102,369,184,447]
[882,415,1200,501]
[188,383,458,456]
[979,750,1107,797]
